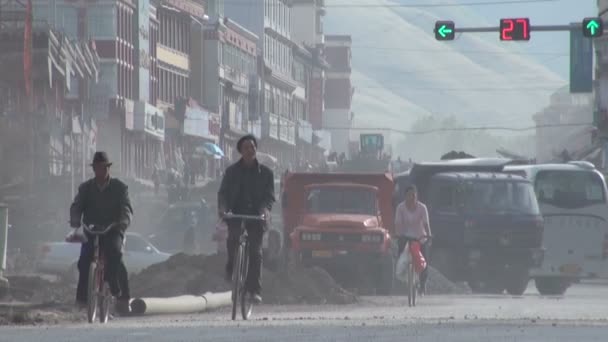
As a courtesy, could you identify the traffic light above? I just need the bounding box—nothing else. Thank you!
[434,21,455,41]
[500,18,530,41]
[582,17,603,38]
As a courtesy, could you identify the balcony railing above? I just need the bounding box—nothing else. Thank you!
[157,44,189,71]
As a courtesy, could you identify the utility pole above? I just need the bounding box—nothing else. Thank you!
[70,110,75,199]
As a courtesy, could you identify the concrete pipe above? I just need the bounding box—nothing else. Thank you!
[130,295,207,316]
[201,291,232,310]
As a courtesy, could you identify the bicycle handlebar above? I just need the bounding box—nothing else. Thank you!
[222,212,266,221]
[82,223,118,236]
[401,235,433,243]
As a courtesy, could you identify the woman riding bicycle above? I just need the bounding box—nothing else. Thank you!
[395,185,432,294]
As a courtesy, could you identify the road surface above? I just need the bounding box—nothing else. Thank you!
[1,283,607,341]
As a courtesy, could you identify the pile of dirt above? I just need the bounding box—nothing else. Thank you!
[392,266,471,296]
[5,275,73,304]
[130,253,357,305]
[0,276,82,326]
[0,304,82,326]
[426,267,471,295]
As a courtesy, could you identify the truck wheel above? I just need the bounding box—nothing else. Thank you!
[535,277,570,296]
[376,254,395,296]
[505,269,529,296]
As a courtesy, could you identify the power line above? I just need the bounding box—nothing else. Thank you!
[208,121,592,134]
[323,0,558,8]
[352,85,564,91]
[352,46,568,56]
[316,122,593,134]
[224,0,558,8]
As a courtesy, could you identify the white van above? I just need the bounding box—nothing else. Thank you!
[505,162,608,295]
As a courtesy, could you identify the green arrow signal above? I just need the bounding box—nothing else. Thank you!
[438,25,453,38]
[587,20,600,35]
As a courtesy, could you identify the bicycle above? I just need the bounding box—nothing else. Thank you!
[81,223,117,323]
[222,212,266,321]
[401,236,432,307]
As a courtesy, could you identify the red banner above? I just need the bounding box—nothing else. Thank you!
[23,0,33,97]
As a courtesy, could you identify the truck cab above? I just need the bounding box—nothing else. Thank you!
[283,172,395,294]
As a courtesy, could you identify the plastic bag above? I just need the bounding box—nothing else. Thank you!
[65,227,87,243]
[409,241,427,274]
[395,247,410,282]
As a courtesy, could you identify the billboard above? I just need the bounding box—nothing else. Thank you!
[137,0,151,102]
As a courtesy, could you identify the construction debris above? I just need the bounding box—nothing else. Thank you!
[130,253,357,305]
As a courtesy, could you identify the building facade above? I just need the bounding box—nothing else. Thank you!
[203,17,258,161]
[534,87,594,162]
[153,0,215,182]
[0,1,100,247]
[324,35,353,157]
[32,0,167,180]
[225,0,298,168]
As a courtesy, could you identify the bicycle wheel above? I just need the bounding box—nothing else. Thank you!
[87,261,98,323]
[240,243,253,320]
[407,262,416,307]
[98,269,111,324]
[411,263,417,307]
[231,245,243,321]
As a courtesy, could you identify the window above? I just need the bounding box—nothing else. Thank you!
[88,6,117,38]
[306,187,377,215]
[535,170,606,209]
[433,183,457,211]
[287,4,291,32]
[463,180,540,215]
[277,2,282,30]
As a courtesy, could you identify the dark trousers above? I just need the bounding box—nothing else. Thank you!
[226,220,264,294]
[398,237,430,287]
[76,229,130,303]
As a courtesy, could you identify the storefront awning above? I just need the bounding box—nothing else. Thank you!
[257,152,278,168]
[195,142,225,159]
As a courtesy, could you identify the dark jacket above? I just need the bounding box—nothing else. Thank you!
[70,178,133,231]
[218,159,275,214]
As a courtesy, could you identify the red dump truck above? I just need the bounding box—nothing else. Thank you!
[281,172,396,294]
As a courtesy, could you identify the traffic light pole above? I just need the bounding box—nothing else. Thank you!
[455,24,577,33]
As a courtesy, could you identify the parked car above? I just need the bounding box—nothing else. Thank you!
[37,232,172,280]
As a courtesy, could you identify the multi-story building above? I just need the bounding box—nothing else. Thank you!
[291,0,325,49]
[291,0,330,166]
[155,0,210,180]
[32,0,165,180]
[202,17,258,161]
[292,44,328,167]
[225,0,298,168]
[534,87,594,162]
[0,1,99,247]
[324,35,353,157]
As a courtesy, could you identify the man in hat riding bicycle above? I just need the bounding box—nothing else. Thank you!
[69,151,133,315]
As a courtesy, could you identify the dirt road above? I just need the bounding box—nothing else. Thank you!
[1,283,606,341]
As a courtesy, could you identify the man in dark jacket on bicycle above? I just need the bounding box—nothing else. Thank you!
[69,151,133,315]
[218,135,275,303]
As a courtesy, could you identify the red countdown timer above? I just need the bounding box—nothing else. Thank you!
[500,18,530,41]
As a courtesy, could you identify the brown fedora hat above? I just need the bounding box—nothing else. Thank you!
[90,151,113,166]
